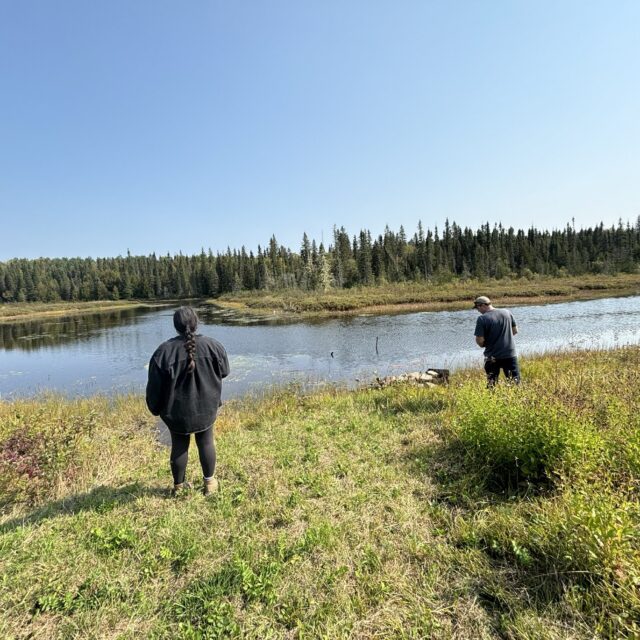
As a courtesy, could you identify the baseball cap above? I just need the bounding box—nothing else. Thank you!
[473,296,491,308]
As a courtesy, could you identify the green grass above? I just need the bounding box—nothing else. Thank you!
[1,348,640,638]
[210,273,640,317]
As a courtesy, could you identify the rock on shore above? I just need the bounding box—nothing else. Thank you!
[374,369,449,388]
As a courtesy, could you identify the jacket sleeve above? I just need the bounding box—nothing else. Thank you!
[219,346,230,379]
[145,357,167,416]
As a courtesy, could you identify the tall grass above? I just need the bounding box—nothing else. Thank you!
[0,348,639,638]
[452,383,598,485]
[212,273,640,316]
[446,347,640,637]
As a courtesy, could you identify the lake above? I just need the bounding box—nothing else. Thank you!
[1,296,640,400]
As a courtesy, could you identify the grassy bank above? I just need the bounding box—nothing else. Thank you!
[3,274,639,325]
[209,273,640,318]
[0,300,172,324]
[1,348,639,638]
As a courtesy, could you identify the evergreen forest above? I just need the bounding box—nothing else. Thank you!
[1,220,639,303]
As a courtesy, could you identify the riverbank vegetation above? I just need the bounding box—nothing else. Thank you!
[1,348,639,638]
[211,273,640,317]
[0,300,169,324]
[1,273,638,327]
[1,220,639,304]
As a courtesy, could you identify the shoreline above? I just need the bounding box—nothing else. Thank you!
[2,274,639,325]
[0,300,176,325]
[207,275,640,320]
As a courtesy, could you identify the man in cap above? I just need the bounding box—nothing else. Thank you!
[473,296,520,386]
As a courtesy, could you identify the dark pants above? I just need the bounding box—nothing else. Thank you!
[169,427,216,484]
[484,356,520,387]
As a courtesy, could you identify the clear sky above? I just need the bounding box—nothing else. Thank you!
[1,1,639,261]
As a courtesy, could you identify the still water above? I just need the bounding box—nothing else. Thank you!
[1,296,640,399]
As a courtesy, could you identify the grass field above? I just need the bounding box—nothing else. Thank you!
[1,347,639,638]
[210,273,640,318]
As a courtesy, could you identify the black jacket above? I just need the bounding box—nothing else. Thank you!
[146,334,230,434]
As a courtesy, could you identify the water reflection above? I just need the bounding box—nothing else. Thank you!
[0,309,155,351]
[197,305,326,327]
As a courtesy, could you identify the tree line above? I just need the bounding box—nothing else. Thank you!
[1,219,639,303]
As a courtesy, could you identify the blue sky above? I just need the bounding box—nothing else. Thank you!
[1,1,639,260]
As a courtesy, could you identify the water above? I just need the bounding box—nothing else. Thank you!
[1,296,640,400]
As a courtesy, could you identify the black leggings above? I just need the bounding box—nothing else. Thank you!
[169,427,216,484]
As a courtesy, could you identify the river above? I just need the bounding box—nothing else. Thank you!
[1,296,640,399]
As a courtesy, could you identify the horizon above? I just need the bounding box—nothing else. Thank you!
[1,1,639,262]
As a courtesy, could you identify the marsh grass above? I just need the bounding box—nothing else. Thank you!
[1,348,639,638]
[211,273,640,317]
[0,300,170,324]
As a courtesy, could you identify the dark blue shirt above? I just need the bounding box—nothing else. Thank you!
[474,308,517,359]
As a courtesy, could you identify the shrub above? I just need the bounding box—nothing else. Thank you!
[458,484,640,637]
[451,384,600,486]
[535,485,639,636]
[0,398,98,505]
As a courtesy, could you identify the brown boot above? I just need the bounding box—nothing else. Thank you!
[171,481,193,497]
[203,477,219,497]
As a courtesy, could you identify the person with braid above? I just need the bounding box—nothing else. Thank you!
[146,306,230,496]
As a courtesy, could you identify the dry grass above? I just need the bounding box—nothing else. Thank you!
[210,273,640,318]
[0,300,170,324]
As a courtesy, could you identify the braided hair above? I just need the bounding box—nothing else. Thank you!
[173,306,198,373]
